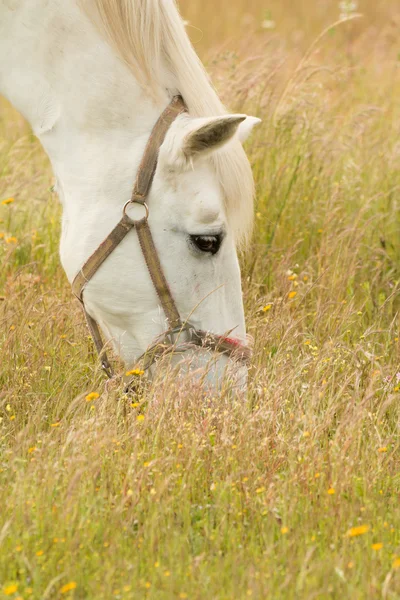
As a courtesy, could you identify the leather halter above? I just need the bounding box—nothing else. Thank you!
[72,96,252,379]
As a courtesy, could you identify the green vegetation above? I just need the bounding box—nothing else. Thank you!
[0,1,399,598]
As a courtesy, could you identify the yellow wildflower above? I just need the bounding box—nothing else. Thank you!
[256,486,265,494]
[164,571,171,577]
[60,582,77,594]
[36,550,44,556]
[288,274,297,281]
[51,422,61,427]
[345,525,369,537]
[145,582,151,589]
[3,584,18,595]
[372,543,383,551]
[126,368,145,377]
[392,558,400,570]
[262,304,272,312]
[288,291,297,299]
[28,447,36,454]
[378,447,387,453]
[0,232,4,239]
[6,236,17,244]
[1,197,15,205]
[281,527,289,535]
[327,488,335,495]
[136,414,145,422]
[85,392,100,402]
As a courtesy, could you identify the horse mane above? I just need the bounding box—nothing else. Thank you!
[81,0,254,245]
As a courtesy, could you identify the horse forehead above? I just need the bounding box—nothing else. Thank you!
[164,160,220,198]
[165,169,223,222]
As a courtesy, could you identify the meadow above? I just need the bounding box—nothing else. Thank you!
[1,0,399,598]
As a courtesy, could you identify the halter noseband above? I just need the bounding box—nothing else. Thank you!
[72,96,251,379]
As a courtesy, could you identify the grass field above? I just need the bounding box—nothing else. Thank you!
[1,1,400,598]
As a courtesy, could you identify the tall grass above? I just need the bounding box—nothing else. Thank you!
[1,1,399,598]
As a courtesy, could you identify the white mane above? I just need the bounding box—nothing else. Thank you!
[81,0,254,245]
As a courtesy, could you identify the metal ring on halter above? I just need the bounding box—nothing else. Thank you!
[123,199,150,221]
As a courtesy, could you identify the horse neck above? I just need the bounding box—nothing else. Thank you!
[0,0,170,278]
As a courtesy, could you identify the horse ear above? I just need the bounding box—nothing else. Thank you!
[182,115,246,160]
[160,114,260,170]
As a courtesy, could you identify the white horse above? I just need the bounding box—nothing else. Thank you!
[0,0,260,385]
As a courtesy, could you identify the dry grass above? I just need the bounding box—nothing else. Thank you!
[1,1,400,598]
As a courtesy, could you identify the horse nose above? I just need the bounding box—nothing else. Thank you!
[150,349,248,393]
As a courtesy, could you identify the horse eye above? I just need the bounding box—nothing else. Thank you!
[190,234,222,255]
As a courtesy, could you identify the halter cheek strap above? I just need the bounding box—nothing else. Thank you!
[72,95,251,378]
[72,95,185,316]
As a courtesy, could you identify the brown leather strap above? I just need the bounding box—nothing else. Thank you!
[131,95,186,201]
[83,307,114,378]
[135,219,181,329]
[72,214,135,301]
